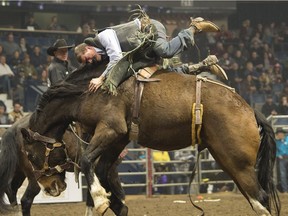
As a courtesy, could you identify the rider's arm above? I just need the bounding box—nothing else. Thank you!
[98,29,123,77]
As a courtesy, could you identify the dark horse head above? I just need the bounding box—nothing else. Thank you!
[21,63,103,196]
[21,128,69,196]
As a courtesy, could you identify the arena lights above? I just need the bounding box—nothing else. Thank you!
[1,0,10,6]
[17,0,22,7]
[38,3,43,10]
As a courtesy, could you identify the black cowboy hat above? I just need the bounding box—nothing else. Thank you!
[276,128,286,134]
[47,39,74,56]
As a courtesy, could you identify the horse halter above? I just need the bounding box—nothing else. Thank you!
[27,129,79,180]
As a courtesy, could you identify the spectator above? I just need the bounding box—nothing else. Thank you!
[233,49,247,71]
[237,41,249,58]
[273,63,284,84]
[239,19,253,45]
[218,52,234,71]
[248,51,264,72]
[227,62,244,93]
[18,55,38,82]
[39,65,49,86]
[46,39,75,86]
[9,50,23,74]
[8,102,24,123]
[244,61,260,86]
[23,15,41,30]
[0,55,14,98]
[19,37,32,57]
[258,70,272,94]
[75,26,91,46]
[0,102,10,125]
[2,33,21,61]
[88,18,96,33]
[210,41,225,56]
[275,128,288,193]
[253,23,264,39]
[47,15,61,31]
[279,84,288,101]
[0,100,6,111]
[262,24,274,45]
[0,44,6,56]
[240,74,258,103]
[215,24,232,42]
[153,151,171,194]
[263,51,275,71]
[0,101,10,137]
[278,95,288,115]
[261,95,279,117]
[250,32,263,46]
[30,45,47,75]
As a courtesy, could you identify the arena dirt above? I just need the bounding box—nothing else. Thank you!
[7,192,287,216]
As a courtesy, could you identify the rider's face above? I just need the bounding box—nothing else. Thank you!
[82,47,101,64]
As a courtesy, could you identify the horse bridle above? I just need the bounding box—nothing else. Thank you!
[27,129,80,180]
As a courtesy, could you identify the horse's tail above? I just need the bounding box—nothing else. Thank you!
[0,127,18,213]
[254,109,281,215]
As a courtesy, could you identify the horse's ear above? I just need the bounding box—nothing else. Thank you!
[21,128,33,144]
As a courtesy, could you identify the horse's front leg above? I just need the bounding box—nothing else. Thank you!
[81,121,127,215]
[21,177,41,216]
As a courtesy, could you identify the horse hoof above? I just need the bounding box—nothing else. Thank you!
[97,202,109,215]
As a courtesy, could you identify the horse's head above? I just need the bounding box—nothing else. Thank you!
[21,128,69,197]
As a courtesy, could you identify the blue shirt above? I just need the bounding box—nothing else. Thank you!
[275,136,288,157]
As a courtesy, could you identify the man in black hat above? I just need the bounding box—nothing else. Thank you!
[47,39,76,86]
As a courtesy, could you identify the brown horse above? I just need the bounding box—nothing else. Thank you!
[0,113,125,216]
[20,62,280,216]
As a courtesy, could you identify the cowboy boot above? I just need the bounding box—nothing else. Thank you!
[187,55,219,72]
[189,17,220,33]
[187,55,228,80]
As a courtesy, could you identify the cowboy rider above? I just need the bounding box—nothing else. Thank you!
[74,14,223,93]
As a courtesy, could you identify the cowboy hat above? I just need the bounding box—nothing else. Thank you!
[47,39,74,56]
[276,128,286,134]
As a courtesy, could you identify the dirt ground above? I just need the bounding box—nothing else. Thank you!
[7,192,287,216]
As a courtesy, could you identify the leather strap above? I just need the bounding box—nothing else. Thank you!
[138,65,159,79]
[191,76,204,146]
[195,79,202,125]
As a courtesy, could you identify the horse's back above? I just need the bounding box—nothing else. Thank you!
[137,72,259,150]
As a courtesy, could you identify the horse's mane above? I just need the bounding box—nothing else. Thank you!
[65,61,107,85]
[36,61,108,113]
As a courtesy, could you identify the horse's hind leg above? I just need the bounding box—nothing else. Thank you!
[207,147,271,216]
[233,168,271,216]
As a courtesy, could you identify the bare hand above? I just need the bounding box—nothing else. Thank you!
[89,76,104,92]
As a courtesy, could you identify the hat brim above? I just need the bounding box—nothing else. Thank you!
[47,45,74,56]
[276,129,286,134]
